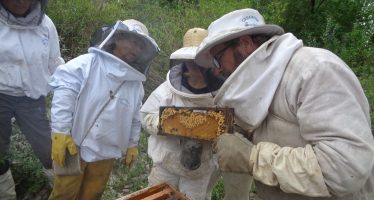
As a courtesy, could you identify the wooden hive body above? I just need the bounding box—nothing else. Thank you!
[117,182,188,200]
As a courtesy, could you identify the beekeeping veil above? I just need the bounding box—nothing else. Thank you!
[0,0,48,26]
[91,19,160,77]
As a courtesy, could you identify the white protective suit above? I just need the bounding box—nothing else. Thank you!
[141,64,253,200]
[49,48,144,162]
[0,4,64,99]
[214,33,374,199]
[141,64,217,200]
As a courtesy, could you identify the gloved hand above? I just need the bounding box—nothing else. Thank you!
[214,133,253,173]
[123,146,139,168]
[51,133,77,167]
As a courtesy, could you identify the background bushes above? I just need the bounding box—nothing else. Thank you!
[47,0,373,102]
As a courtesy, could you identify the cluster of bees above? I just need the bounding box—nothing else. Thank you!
[160,108,226,137]
[207,110,225,135]
[179,111,207,128]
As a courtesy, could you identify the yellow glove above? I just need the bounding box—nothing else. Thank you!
[51,133,78,167]
[123,146,138,168]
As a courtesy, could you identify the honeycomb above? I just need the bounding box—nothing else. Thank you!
[159,107,234,141]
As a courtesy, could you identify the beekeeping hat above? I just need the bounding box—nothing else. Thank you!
[195,8,284,68]
[169,28,208,67]
[122,19,149,36]
[91,19,160,77]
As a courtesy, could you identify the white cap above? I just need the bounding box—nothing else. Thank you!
[195,8,284,68]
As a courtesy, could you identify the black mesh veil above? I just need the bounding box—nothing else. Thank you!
[90,20,160,77]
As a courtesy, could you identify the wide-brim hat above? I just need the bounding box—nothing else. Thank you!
[195,8,284,68]
[169,27,208,67]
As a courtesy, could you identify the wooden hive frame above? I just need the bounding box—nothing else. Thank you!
[117,182,188,200]
[158,106,235,141]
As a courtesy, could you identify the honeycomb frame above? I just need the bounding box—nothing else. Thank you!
[158,106,234,141]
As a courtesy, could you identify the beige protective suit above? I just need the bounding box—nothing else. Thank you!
[0,169,16,200]
[214,33,374,199]
[141,64,252,200]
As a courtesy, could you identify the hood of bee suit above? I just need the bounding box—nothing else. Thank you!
[0,0,47,27]
[165,64,215,108]
[90,20,160,78]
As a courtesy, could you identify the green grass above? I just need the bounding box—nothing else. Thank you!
[211,177,225,200]
[9,125,51,200]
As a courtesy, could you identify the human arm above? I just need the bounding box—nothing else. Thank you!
[293,49,374,196]
[44,15,65,74]
[122,84,144,167]
[128,86,143,148]
[51,87,79,166]
[216,133,330,197]
[140,82,171,135]
[49,60,88,166]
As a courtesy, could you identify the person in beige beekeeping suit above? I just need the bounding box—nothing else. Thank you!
[195,8,374,200]
[48,19,160,199]
[141,28,253,200]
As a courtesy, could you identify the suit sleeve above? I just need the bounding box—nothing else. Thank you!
[140,82,172,135]
[296,51,374,196]
[49,60,87,134]
[128,85,144,147]
[45,15,65,74]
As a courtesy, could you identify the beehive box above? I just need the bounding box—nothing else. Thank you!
[158,106,234,141]
[117,182,188,200]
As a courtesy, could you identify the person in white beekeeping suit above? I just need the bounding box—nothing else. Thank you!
[47,19,160,200]
[194,8,374,200]
[0,0,64,199]
[141,27,253,200]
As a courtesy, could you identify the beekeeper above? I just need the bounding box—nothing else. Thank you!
[0,0,63,199]
[48,19,160,200]
[195,8,374,199]
[141,28,252,200]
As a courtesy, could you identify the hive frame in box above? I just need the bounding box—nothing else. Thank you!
[117,182,188,200]
[158,106,235,141]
